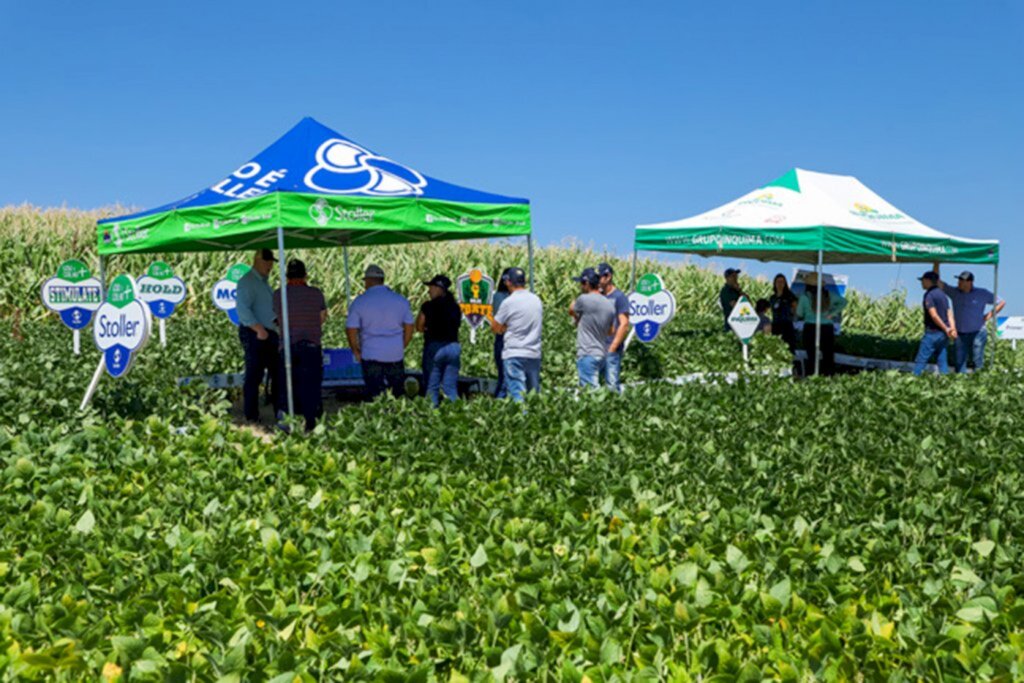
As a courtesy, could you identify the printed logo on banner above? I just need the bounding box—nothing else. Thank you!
[40,259,103,331]
[305,139,427,196]
[136,261,187,319]
[628,273,676,343]
[849,202,908,222]
[308,198,376,227]
[93,274,151,378]
[738,192,784,208]
[211,264,251,326]
[455,268,494,332]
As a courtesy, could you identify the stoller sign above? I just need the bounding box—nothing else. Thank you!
[628,273,676,342]
[455,268,494,343]
[211,264,251,326]
[137,261,187,346]
[40,259,103,354]
[93,274,151,378]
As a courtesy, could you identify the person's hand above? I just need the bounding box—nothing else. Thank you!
[353,350,362,363]
[947,327,958,340]
[608,342,619,354]
[255,326,268,341]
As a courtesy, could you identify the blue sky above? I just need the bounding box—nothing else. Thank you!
[2,1,1021,311]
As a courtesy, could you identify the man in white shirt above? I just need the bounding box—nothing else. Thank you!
[489,267,542,402]
[346,264,414,399]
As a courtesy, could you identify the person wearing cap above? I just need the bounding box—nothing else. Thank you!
[346,264,415,400]
[795,273,846,376]
[597,262,630,392]
[489,267,543,402]
[416,274,463,405]
[490,269,512,398]
[719,269,747,331]
[236,248,280,423]
[273,259,327,432]
[913,270,956,376]
[570,268,616,388]
[933,262,1005,373]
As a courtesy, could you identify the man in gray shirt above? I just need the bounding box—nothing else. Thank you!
[235,249,279,422]
[489,267,543,402]
[569,268,616,388]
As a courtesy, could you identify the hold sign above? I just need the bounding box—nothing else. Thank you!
[41,260,103,354]
[628,274,676,342]
[728,296,760,343]
[137,261,187,320]
[93,274,151,378]
[455,268,493,343]
[211,264,251,326]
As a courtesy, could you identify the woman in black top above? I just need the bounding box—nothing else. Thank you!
[769,273,798,351]
[416,274,463,405]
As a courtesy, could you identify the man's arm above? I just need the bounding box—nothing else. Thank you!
[927,305,956,338]
[609,313,630,353]
[489,314,508,335]
[987,299,1007,322]
[415,311,426,333]
[402,323,414,348]
[237,282,269,340]
[346,327,361,362]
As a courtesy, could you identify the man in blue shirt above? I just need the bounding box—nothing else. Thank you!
[236,249,279,423]
[346,264,415,400]
[934,263,1005,373]
[597,262,630,392]
[913,271,957,376]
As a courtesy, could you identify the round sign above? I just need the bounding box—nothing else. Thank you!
[137,261,187,320]
[628,273,676,343]
[211,263,251,326]
[40,259,103,331]
[93,274,151,378]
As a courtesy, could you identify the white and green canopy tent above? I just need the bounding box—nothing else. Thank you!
[632,168,1000,373]
[93,117,532,413]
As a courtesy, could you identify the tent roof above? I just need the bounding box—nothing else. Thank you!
[634,168,998,264]
[98,117,530,255]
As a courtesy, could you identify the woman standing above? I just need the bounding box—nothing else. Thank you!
[769,274,798,351]
[796,274,846,376]
[416,274,463,405]
[490,269,511,398]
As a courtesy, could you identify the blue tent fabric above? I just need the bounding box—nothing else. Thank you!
[100,117,528,225]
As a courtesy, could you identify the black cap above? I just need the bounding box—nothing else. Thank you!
[724,268,741,277]
[597,262,614,277]
[286,259,306,279]
[956,271,974,282]
[918,271,940,282]
[573,267,600,287]
[422,274,452,291]
[502,267,527,286]
[258,248,277,262]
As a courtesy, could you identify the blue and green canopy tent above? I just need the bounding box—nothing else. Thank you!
[96,117,533,413]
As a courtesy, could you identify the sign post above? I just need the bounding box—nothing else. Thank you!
[727,296,760,363]
[626,273,676,348]
[455,268,494,344]
[40,259,102,355]
[137,261,187,347]
[997,316,1024,351]
[211,264,251,326]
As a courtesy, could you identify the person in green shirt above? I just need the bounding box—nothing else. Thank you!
[719,268,746,331]
[796,274,846,376]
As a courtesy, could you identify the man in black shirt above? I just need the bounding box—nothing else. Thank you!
[416,275,463,405]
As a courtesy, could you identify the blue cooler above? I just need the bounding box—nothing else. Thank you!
[323,348,362,380]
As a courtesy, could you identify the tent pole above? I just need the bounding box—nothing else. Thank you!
[527,235,535,291]
[629,248,638,291]
[990,262,999,368]
[343,246,352,308]
[276,228,295,417]
[814,250,824,377]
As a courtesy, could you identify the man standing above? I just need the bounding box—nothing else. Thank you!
[236,248,279,423]
[346,264,414,399]
[719,268,746,331]
[913,271,957,376]
[416,274,462,406]
[273,259,327,432]
[570,268,616,389]
[934,262,1005,373]
[489,267,543,402]
[597,262,630,392]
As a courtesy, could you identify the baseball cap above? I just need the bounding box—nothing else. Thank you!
[597,262,614,277]
[285,259,306,279]
[364,264,385,279]
[502,267,527,286]
[573,267,600,287]
[258,248,277,262]
[724,268,741,277]
[956,271,974,282]
[917,271,940,282]
[422,274,452,291]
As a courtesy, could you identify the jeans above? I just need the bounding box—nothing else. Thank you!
[283,342,323,431]
[362,360,406,399]
[503,356,541,403]
[493,334,507,398]
[577,355,605,388]
[603,350,623,392]
[954,328,987,373]
[239,327,279,421]
[914,330,951,375]
[801,323,836,377]
[426,342,461,406]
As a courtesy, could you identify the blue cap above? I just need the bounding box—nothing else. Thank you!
[502,267,527,286]
[573,267,600,287]
[597,262,614,277]
[918,271,940,282]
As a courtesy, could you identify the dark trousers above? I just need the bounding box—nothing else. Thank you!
[362,360,406,400]
[283,342,323,431]
[239,327,279,421]
[493,334,507,398]
[802,323,836,376]
[773,320,797,351]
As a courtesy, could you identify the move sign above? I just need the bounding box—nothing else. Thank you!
[40,259,102,332]
[93,274,151,378]
[628,273,676,342]
[211,263,251,326]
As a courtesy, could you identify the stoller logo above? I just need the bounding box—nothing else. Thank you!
[93,274,151,378]
[628,273,676,343]
[136,261,187,320]
[211,263,251,326]
[304,138,427,196]
[308,198,375,227]
[40,259,103,332]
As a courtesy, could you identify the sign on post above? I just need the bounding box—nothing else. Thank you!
[211,264,251,326]
[40,259,103,354]
[137,261,187,347]
[997,316,1024,350]
[628,273,676,343]
[455,268,494,344]
[93,274,151,378]
[728,296,760,362]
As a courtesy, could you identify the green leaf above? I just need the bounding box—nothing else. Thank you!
[74,509,95,535]
[769,577,791,608]
[470,544,488,568]
[956,596,998,624]
[726,544,750,574]
[972,539,995,558]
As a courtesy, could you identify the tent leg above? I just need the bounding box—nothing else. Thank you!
[990,262,999,368]
[527,235,535,291]
[276,227,295,418]
[814,250,823,377]
[343,246,352,308]
[629,248,638,291]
